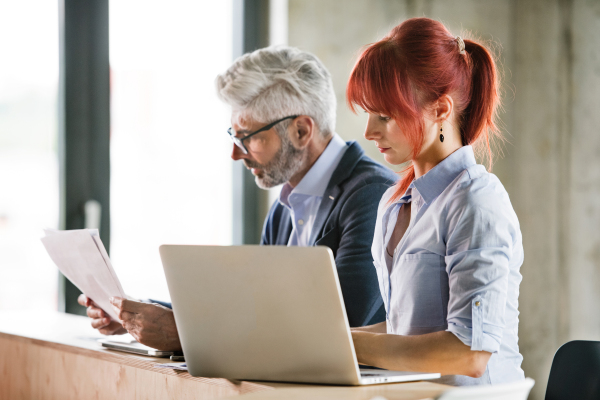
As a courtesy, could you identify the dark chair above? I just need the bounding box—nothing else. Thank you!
[545,340,600,400]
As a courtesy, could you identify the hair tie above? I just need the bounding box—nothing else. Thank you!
[456,36,466,55]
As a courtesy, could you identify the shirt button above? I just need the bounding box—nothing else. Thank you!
[475,301,481,307]
[298,219,304,226]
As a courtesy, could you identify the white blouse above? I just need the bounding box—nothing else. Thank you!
[372,146,525,386]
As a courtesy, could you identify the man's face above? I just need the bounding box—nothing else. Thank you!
[230,115,305,189]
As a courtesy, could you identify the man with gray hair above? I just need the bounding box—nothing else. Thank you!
[79,46,397,351]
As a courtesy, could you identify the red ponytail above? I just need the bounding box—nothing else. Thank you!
[347,18,501,202]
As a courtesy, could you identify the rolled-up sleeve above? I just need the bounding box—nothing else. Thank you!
[444,184,516,353]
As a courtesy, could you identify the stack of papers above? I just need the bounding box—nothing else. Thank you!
[41,229,125,321]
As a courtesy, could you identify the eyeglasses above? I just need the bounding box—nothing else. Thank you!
[227,115,299,154]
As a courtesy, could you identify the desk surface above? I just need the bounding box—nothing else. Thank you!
[0,310,451,400]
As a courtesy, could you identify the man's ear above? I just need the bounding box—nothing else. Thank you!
[288,116,315,148]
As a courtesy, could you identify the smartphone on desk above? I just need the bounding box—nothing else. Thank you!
[98,338,183,358]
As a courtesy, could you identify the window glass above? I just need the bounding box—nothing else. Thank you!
[110,0,234,301]
[0,2,59,310]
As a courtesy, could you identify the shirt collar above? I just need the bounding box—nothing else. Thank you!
[279,134,348,205]
[411,145,477,204]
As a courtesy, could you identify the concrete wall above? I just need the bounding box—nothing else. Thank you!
[288,1,600,398]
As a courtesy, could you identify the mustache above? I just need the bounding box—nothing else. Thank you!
[243,160,263,169]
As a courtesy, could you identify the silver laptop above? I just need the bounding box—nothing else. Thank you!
[159,245,440,385]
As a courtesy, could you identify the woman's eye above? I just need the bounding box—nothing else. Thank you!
[378,116,391,122]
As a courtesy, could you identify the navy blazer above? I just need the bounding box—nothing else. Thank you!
[262,141,398,327]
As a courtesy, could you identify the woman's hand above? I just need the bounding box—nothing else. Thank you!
[351,330,381,367]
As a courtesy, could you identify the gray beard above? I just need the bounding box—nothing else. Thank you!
[243,135,305,189]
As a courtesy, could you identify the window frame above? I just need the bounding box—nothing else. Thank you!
[58,0,111,315]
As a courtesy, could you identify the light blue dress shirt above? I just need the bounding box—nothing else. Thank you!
[279,134,348,246]
[372,146,524,386]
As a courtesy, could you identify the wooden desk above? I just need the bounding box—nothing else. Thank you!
[0,311,451,399]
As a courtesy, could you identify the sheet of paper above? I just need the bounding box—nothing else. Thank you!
[154,363,188,371]
[90,231,125,296]
[41,229,126,321]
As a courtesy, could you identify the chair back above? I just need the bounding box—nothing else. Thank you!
[545,340,600,400]
[435,377,534,400]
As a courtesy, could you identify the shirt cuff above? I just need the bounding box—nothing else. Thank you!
[147,298,173,309]
[447,296,504,353]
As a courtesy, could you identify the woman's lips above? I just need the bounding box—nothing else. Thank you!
[378,147,390,153]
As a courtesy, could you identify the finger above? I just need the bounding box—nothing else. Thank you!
[91,317,111,330]
[110,297,148,314]
[115,309,136,322]
[89,299,101,309]
[87,306,106,319]
[77,294,90,307]
[100,328,121,336]
[99,327,114,336]
[99,321,125,336]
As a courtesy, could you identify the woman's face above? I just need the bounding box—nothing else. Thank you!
[363,112,413,165]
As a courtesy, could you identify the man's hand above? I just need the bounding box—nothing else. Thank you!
[77,294,127,335]
[110,297,182,351]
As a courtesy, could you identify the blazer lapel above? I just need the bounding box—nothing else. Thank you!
[276,206,293,245]
[309,186,341,245]
[308,141,364,245]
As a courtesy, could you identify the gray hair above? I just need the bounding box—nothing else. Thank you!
[215,46,336,138]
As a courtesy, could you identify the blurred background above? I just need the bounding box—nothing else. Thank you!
[1,1,599,399]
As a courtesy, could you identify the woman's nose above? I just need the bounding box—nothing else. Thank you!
[364,115,381,141]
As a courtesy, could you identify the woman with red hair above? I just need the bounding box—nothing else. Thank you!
[347,18,524,385]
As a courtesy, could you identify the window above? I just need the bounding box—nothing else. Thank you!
[0,1,59,310]
[109,0,234,301]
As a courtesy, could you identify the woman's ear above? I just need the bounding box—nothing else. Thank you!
[435,95,454,122]
[288,116,315,148]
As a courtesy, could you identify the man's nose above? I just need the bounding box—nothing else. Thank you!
[230,143,247,161]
